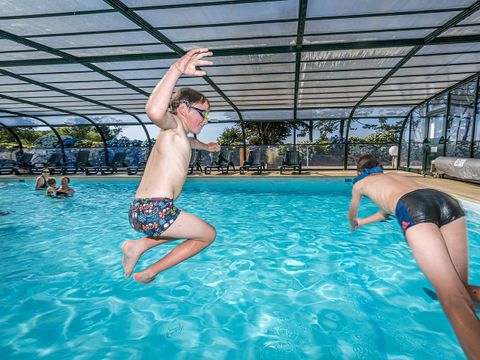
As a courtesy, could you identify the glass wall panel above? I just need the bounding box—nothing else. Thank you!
[428,92,448,112]
[400,116,410,168]
[474,79,480,158]
[446,80,475,157]
[26,126,61,164]
[0,127,19,161]
[408,106,427,170]
[347,117,403,169]
[105,125,150,166]
[56,125,105,165]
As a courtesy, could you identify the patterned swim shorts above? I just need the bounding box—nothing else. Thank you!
[128,197,181,237]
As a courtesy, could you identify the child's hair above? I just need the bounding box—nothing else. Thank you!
[356,154,382,171]
[169,87,209,113]
[47,178,56,186]
[62,176,70,183]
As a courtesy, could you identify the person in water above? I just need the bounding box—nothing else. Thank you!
[56,176,75,196]
[348,154,480,359]
[122,48,219,284]
[45,178,58,197]
[35,167,50,190]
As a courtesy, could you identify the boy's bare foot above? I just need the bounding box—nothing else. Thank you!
[133,270,156,284]
[121,240,144,278]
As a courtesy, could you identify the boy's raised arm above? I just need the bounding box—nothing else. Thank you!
[145,48,213,130]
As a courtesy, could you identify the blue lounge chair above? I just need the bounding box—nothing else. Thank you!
[239,150,264,175]
[279,150,302,174]
[204,150,235,174]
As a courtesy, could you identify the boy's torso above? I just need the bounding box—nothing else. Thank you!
[136,114,191,200]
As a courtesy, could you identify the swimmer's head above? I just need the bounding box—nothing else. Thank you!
[61,177,70,186]
[356,154,381,173]
[170,87,210,134]
[47,177,56,186]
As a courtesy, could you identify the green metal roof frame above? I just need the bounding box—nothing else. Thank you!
[0,0,479,133]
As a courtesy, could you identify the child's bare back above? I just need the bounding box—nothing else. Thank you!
[354,173,423,214]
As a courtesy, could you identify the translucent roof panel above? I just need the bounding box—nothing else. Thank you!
[303,30,433,44]
[353,106,413,117]
[90,115,139,125]
[36,115,91,126]
[242,110,294,121]
[32,31,158,49]
[0,51,59,61]
[163,22,297,45]
[0,0,111,17]
[297,108,352,119]
[0,13,138,37]
[25,72,111,83]
[2,63,91,74]
[441,24,480,37]
[63,44,171,57]
[0,39,42,52]
[136,1,298,28]
[0,116,44,127]
[307,1,473,16]
[305,12,459,35]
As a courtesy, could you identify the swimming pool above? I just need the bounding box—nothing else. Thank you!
[1,178,479,359]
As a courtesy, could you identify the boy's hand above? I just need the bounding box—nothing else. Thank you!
[173,48,213,77]
[349,218,360,232]
[207,143,221,152]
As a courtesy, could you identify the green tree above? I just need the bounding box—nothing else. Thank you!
[240,122,292,145]
[57,125,121,141]
[354,117,403,142]
[217,127,243,146]
[14,128,46,146]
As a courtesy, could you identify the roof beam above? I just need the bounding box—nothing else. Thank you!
[293,0,308,124]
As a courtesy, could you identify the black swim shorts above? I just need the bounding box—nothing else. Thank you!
[395,189,465,232]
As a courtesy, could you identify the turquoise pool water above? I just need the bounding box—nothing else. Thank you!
[1,178,479,359]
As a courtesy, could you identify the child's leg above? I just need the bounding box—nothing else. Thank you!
[134,210,216,283]
[406,223,480,359]
[439,217,480,302]
[122,236,173,278]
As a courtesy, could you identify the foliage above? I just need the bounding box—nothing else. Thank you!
[239,122,291,145]
[35,134,65,148]
[217,127,243,146]
[74,139,100,148]
[57,125,121,142]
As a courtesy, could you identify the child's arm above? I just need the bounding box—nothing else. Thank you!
[189,138,220,152]
[356,210,389,228]
[348,187,362,231]
[145,48,213,130]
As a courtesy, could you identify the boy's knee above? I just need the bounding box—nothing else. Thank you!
[205,225,216,244]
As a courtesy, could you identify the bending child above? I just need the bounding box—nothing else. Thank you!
[122,48,219,284]
[348,154,480,359]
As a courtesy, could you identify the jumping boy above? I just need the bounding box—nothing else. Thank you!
[348,154,480,359]
[122,48,219,284]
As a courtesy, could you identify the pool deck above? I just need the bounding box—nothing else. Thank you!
[3,170,479,204]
